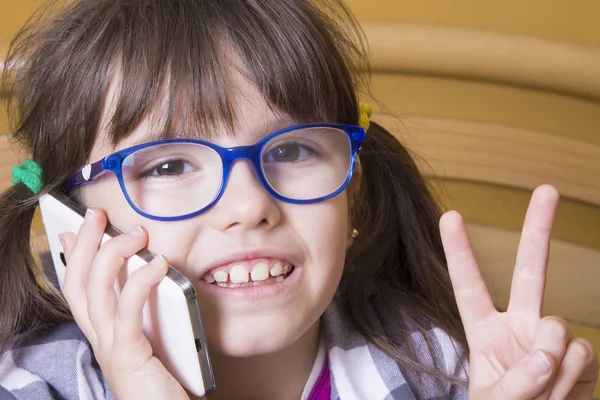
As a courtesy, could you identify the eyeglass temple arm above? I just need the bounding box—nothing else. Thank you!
[64,159,107,189]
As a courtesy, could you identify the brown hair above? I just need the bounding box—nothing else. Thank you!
[1,0,466,386]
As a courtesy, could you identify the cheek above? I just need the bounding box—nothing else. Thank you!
[299,194,349,258]
[79,179,197,266]
[144,222,199,270]
[288,194,349,291]
[79,179,141,231]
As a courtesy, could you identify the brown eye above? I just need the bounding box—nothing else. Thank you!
[145,159,193,177]
[155,161,184,175]
[263,142,315,163]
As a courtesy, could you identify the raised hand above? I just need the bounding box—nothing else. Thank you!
[440,185,599,399]
[60,209,197,400]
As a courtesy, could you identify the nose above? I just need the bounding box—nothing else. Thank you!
[208,159,281,233]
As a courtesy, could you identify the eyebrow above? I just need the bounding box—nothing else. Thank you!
[111,130,173,151]
[251,115,298,138]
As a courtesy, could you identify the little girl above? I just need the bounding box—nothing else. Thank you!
[1,0,597,399]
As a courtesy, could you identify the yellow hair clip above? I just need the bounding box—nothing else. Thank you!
[358,102,372,131]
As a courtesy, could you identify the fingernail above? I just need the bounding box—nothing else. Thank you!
[155,254,167,263]
[58,233,66,250]
[525,350,552,377]
[128,226,144,236]
[84,208,95,222]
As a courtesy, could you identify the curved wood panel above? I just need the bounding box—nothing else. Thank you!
[428,178,600,252]
[361,23,600,101]
[375,114,600,207]
[345,0,600,49]
[368,73,600,146]
[466,222,600,327]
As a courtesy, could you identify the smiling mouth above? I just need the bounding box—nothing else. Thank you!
[202,259,296,288]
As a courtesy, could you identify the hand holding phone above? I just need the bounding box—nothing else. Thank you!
[39,193,215,398]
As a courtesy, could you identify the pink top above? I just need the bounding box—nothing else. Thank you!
[307,354,330,400]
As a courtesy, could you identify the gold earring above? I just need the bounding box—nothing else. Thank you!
[351,228,359,238]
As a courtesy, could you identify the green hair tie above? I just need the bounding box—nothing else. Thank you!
[12,159,43,194]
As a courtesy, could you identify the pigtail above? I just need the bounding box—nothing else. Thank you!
[341,121,468,384]
[0,183,71,357]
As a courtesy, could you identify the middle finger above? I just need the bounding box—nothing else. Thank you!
[507,185,559,316]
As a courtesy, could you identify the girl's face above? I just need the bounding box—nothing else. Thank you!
[79,71,353,357]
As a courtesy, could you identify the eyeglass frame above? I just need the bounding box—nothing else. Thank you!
[64,122,366,221]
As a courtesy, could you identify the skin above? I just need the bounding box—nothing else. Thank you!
[59,71,598,400]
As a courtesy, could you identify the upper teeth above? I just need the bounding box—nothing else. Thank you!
[203,259,292,284]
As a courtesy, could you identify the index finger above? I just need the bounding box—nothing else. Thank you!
[440,210,496,337]
[61,208,108,346]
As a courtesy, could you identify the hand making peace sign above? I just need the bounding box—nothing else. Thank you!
[440,185,599,399]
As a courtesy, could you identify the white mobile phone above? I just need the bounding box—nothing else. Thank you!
[38,193,215,397]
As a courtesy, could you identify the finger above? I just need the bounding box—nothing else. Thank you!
[113,255,169,361]
[86,225,148,344]
[508,185,559,316]
[485,349,554,400]
[59,232,75,260]
[60,208,107,346]
[440,211,496,336]
[549,338,599,400]
[60,231,94,341]
[530,316,571,399]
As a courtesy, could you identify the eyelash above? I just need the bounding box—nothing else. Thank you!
[138,159,195,179]
[263,142,318,164]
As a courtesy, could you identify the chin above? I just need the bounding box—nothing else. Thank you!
[205,314,315,358]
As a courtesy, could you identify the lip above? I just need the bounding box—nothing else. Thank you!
[198,249,303,279]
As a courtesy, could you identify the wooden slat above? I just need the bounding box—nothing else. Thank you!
[361,23,600,101]
[376,114,600,207]
[467,222,600,327]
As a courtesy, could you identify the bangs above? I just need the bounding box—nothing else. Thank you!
[103,0,366,144]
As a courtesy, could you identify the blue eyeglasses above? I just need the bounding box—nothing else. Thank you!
[65,123,365,221]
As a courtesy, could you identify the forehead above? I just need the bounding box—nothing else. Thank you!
[92,65,296,160]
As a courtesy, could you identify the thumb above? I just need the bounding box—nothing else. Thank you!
[485,350,554,400]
